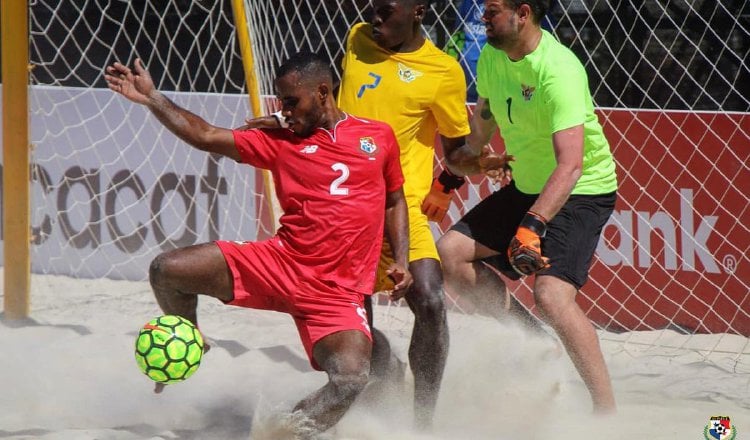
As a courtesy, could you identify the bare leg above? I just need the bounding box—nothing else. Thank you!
[533,275,616,413]
[148,243,232,392]
[293,330,371,433]
[438,230,538,328]
[148,242,234,323]
[404,258,449,430]
[364,257,450,429]
[363,295,401,381]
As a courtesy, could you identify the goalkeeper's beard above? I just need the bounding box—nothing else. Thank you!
[486,33,518,52]
[485,21,521,53]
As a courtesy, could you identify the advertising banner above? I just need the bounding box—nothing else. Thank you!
[0,87,258,280]
[440,108,749,335]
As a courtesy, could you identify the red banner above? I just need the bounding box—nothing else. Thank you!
[444,109,749,335]
[591,110,749,335]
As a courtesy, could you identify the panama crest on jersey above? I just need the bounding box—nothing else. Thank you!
[704,416,737,440]
[397,62,423,83]
[359,137,378,156]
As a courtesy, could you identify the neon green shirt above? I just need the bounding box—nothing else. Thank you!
[476,30,617,195]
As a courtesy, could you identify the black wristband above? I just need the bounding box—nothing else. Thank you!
[437,169,465,192]
[519,211,547,237]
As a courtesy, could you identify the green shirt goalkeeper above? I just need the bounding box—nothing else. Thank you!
[437,0,618,414]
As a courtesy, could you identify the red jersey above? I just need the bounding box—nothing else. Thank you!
[232,114,404,293]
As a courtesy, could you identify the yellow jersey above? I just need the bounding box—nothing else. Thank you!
[338,22,470,203]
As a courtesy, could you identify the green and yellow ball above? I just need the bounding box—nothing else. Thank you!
[134,315,204,383]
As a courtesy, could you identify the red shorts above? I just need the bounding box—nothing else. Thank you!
[215,239,372,370]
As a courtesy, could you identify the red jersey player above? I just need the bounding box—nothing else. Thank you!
[231,114,404,297]
[105,51,412,437]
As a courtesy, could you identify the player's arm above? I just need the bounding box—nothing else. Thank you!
[421,135,466,222]
[444,97,502,174]
[530,124,584,220]
[105,59,240,162]
[422,98,513,222]
[384,187,412,300]
[508,124,584,275]
[443,97,512,179]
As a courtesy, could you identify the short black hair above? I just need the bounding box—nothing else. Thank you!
[395,0,432,8]
[506,0,550,23]
[275,51,333,84]
[412,0,433,6]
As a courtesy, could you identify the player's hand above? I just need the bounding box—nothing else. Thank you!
[238,111,291,130]
[478,145,514,185]
[270,111,291,128]
[508,211,550,276]
[421,169,465,222]
[104,58,154,106]
[386,264,413,301]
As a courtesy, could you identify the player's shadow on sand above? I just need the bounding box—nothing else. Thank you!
[258,345,311,372]
[0,428,55,438]
[0,313,91,335]
[112,405,253,440]
[199,340,311,373]
[129,332,257,359]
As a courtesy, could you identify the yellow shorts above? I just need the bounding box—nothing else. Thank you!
[374,201,439,292]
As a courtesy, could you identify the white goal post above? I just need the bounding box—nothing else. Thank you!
[1,1,748,371]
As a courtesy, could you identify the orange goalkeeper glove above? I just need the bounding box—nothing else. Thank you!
[421,169,465,222]
[508,211,550,276]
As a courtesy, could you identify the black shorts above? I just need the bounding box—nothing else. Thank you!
[450,181,616,289]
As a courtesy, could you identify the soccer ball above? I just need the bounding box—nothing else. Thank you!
[134,315,204,383]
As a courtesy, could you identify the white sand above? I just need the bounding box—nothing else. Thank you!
[1,273,748,439]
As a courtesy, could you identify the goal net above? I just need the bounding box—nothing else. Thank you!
[12,0,749,374]
[24,1,272,282]
[241,0,750,370]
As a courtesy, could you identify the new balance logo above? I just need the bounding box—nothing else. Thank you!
[300,145,319,154]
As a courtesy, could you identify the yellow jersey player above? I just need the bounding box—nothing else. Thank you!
[337,0,470,430]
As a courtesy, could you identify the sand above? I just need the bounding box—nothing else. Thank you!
[1,273,748,439]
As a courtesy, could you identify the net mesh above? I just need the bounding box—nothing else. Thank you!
[25,1,271,280]
[16,0,750,371]
[243,0,750,369]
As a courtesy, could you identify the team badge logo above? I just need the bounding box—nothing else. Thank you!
[359,137,378,155]
[704,416,737,440]
[521,83,535,101]
[397,63,423,83]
